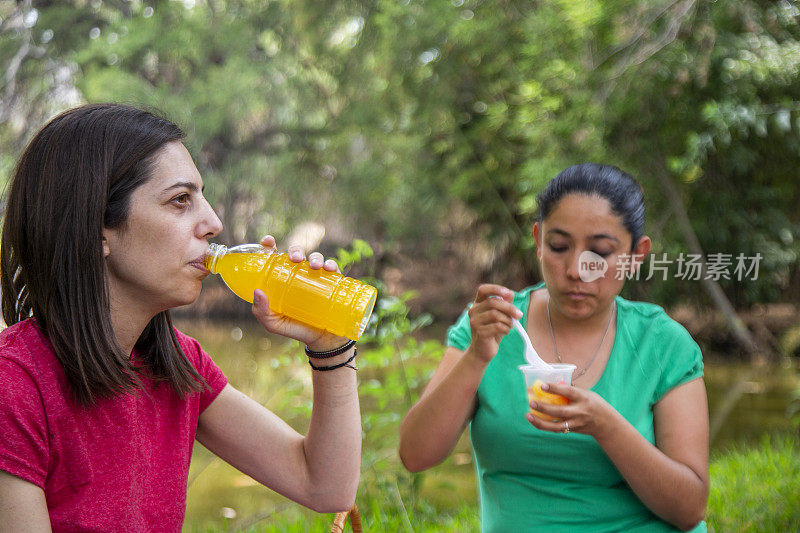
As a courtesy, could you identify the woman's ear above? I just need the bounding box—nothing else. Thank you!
[630,235,652,275]
[532,222,543,261]
[101,235,111,258]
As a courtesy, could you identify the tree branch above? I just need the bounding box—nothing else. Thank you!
[650,156,771,362]
[608,0,698,80]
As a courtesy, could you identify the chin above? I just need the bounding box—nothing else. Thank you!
[166,286,203,311]
[560,300,596,319]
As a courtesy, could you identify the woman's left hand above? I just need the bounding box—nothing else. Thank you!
[250,235,349,352]
[526,382,615,438]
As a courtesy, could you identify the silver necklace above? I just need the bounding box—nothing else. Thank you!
[546,295,616,380]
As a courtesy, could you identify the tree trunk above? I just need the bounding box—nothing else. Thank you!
[653,168,770,362]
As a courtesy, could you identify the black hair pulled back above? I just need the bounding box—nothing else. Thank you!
[536,163,645,248]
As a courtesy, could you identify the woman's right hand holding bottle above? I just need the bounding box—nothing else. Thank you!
[467,284,523,364]
[250,235,347,351]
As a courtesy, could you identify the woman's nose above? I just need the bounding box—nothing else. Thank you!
[199,199,223,239]
[565,251,581,280]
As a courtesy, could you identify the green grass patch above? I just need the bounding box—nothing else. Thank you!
[707,433,800,532]
[188,432,800,531]
[184,499,479,532]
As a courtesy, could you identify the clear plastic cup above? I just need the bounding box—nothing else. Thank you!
[519,364,576,421]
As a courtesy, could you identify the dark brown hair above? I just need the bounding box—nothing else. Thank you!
[1,103,207,406]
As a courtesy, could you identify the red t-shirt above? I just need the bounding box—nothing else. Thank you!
[0,319,228,532]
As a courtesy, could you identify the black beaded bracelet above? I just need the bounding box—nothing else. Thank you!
[308,351,358,371]
[304,339,356,359]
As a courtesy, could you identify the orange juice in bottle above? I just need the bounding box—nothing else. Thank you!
[204,243,377,340]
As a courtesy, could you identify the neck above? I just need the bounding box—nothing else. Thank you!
[546,293,616,335]
[107,289,157,356]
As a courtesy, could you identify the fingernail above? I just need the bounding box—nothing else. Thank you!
[515,309,523,318]
[541,383,549,391]
[529,402,538,409]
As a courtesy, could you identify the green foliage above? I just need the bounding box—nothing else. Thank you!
[334,240,445,521]
[336,238,374,271]
[3,0,799,308]
[707,434,800,532]
[64,0,341,243]
[609,0,800,306]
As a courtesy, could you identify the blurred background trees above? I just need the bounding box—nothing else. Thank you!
[3,2,799,528]
[2,0,799,318]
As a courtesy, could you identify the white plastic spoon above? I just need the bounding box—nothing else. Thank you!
[512,318,551,369]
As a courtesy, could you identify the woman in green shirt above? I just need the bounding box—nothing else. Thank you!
[400,163,708,532]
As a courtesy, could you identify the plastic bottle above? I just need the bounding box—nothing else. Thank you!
[204,243,377,340]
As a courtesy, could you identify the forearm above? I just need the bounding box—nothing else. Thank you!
[302,349,361,513]
[399,348,486,472]
[595,411,708,530]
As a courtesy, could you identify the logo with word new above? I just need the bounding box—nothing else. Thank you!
[578,250,608,282]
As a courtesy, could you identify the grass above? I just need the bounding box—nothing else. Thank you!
[706,433,800,532]
[186,431,800,532]
[186,499,480,532]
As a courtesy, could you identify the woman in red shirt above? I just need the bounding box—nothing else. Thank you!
[0,104,360,531]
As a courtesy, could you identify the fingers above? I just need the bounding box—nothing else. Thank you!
[528,400,570,422]
[287,245,305,262]
[307,251,323,268]
[467,285,522,349]
[305,252,339,271]
[251,289,271,322]
[541,382,578,401]
[469,307,516,333]
[262,234,339,271]
[475,283,515,303]
[526,385,585,433]
[470,286,523,321]
[259,235,277,250]
[526,410,572,432]
[323,258,340,272]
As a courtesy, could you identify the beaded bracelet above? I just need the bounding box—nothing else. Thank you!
[304,339,356,359]
[308,351,358,371]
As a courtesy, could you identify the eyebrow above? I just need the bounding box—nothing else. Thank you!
[546,228,620,243]
[162,181,204,193]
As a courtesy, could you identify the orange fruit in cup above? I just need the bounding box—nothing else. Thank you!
[527,379,569,421]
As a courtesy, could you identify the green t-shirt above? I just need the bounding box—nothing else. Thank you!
[447,285,706,533]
